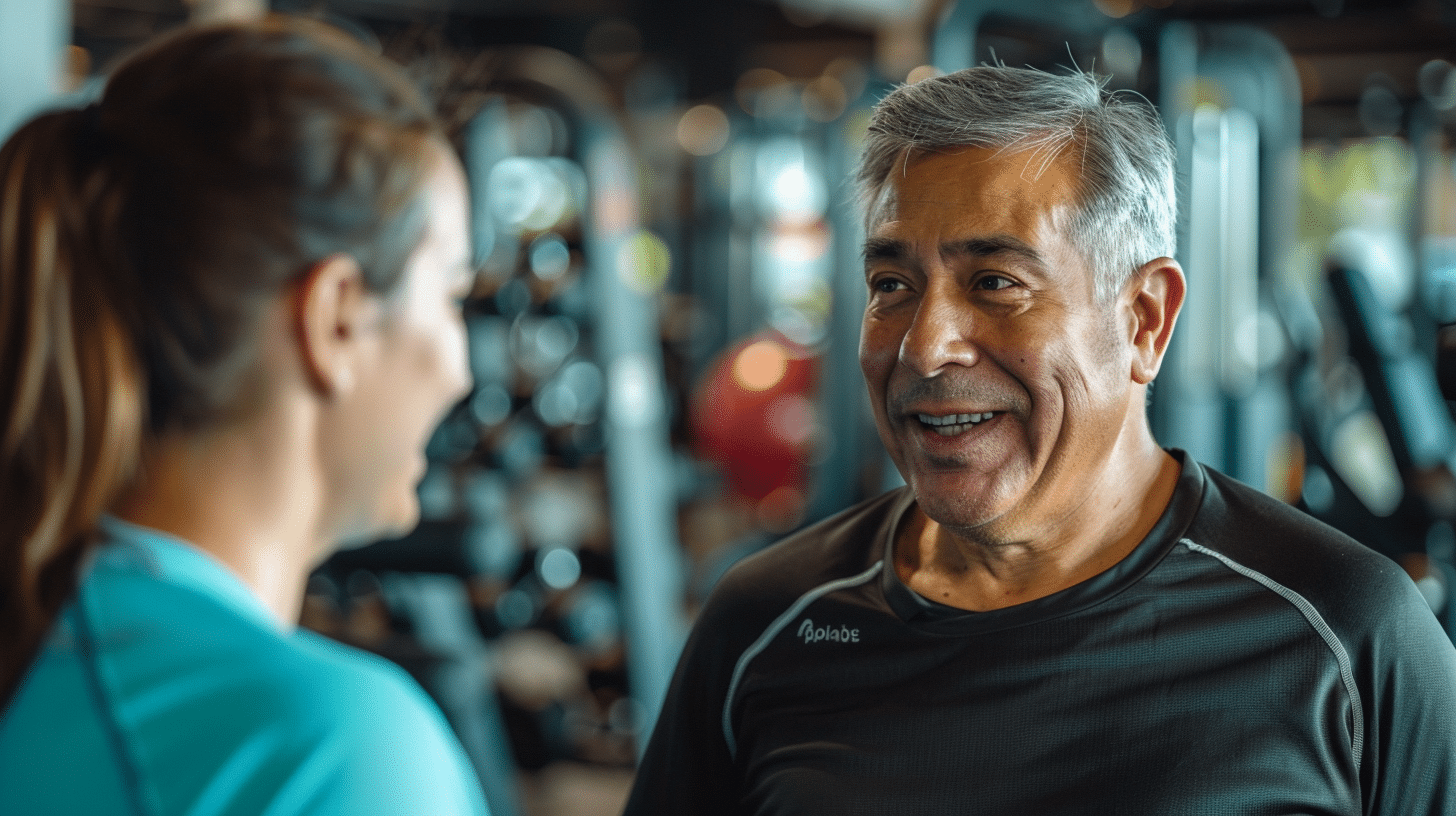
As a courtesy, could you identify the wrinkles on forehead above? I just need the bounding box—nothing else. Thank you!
[866,147,1081,232]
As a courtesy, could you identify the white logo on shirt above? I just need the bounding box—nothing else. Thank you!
[797,618,859,644]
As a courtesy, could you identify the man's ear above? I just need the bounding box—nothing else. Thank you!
[1125,257,1186,385]
[294,254,372,399]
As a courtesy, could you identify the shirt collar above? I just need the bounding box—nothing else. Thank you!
[880,450,1207,632]
[95,515,284,632]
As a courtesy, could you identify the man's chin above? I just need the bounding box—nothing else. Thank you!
[909,474,1018,533]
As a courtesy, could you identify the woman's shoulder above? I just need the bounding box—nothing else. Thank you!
[207,631,488,814]
[76,549,488,814]
[278,628,443,725]
[95,567,458,752]
[82,527,440,727]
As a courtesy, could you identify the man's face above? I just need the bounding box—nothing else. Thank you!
[859,146,1139,541]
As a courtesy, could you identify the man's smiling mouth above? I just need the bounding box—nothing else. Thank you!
[916,412,997,436]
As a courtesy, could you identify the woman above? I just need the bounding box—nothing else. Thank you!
[0,16,488,814]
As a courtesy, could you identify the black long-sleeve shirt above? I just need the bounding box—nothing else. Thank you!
[625,453,1456,815]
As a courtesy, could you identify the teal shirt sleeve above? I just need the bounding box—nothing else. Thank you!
[166,631,490,816]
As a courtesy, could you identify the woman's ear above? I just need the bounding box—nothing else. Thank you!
[293,254,372,399]
[1126,257,1186,385]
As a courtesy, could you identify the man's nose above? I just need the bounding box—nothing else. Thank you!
[898,288,979,377]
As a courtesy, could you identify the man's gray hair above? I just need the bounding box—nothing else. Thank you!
[856,66,1176,301]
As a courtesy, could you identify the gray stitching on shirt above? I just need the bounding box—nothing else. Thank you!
[721,561,884,759]
[1181,538,1365,767]
[72,590,156,816]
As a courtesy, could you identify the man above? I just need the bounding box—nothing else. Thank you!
[623,67,1456,815]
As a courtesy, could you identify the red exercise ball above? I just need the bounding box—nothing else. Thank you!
[691,329,820,505]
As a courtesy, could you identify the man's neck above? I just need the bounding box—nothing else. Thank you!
[894,446,1181,612]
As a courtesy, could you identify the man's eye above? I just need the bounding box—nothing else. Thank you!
[871,277,904,293]
[976,274,1015,291]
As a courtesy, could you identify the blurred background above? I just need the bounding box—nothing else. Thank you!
[9,0,1456,812]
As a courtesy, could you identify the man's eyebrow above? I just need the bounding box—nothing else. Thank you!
[863,237,906,262]
[862,235,1047,267]
[944,235,1045,265]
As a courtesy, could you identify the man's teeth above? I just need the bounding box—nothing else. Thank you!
[917,412,994,436]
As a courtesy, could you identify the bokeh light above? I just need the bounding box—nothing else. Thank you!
[617,229,671,293]
[677,104,730,156]
[732,339,790,391]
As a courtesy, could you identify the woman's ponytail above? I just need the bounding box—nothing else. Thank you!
[1,14,440,710]
[0,108,144,707]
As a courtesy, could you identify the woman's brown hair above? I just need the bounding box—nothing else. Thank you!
[0,16,442,706]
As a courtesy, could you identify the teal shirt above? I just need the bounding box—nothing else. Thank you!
[0,518,491,815]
